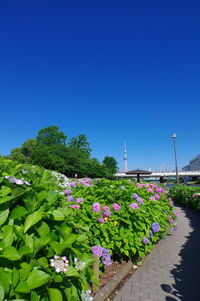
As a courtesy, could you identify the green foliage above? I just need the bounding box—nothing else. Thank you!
[0,158,93,301]
[169,184,200,210]
[68,134,91,158]
[103,156,118,178]
[36,126,67,146]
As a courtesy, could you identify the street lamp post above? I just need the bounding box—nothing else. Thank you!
[171,133,179,184]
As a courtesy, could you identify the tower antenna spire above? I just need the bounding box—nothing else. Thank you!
[124,142,128,172]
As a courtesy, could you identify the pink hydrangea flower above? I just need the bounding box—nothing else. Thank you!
[92,202,101,213]
[65,189,72,195]
[147,188,153,193]
[113,203,121,211]
[98,217,104,223]
[70,205,80,209]
[149,196,156,201]
[154,194,160,200]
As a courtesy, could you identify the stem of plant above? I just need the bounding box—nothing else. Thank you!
[92,255,100,293]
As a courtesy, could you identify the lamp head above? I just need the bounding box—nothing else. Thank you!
[171,133,176,139]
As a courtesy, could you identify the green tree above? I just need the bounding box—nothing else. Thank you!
[9,147,27,163]
[36,126,67,146]
[103,156,118,176]
[68,134,91,157]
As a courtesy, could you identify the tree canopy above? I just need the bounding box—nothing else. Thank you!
[8,126,118,178]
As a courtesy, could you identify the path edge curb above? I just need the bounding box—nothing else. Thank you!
[93,260,133,301]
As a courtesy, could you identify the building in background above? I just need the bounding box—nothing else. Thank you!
[190,154,200,171]
[182,154,200,171]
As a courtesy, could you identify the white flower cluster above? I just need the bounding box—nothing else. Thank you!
[50,255,69,273]
[51,171,69,188]
[81,290,93,301]
[4,176,30,185]
[74,257,86,271]
[51,171,70,188]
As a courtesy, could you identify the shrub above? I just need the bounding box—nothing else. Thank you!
[168,184,200,210]
[65,179,177,260]
[0,158,94,301]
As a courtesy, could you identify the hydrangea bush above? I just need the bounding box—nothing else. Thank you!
[64,178,177,260]
[169,184,200,210]
[0,158,94,301]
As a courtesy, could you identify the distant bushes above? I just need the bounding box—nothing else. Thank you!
[168,185,200,210]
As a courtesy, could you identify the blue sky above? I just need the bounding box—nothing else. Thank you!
[0,0,200,171]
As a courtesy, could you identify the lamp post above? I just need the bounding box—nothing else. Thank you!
[171,133,179,184]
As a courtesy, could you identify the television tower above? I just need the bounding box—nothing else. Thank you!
[124,142,128,172]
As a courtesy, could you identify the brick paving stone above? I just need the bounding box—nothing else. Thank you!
[113,206,200,301]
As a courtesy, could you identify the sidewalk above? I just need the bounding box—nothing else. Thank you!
[113,206,200,301]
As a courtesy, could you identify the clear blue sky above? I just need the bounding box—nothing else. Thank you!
[0,0,200,171]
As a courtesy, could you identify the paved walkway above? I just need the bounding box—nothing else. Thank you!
[113,206,200,301]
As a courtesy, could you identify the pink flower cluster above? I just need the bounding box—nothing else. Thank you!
[79,178,93,187]
[50,255,69,273]
[113,203,121,211]
[70,205,80,209]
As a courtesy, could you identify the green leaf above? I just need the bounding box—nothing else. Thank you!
[10,206,28,219]
[15,281,30,294]
[0,246,20,261]
[48,288,63,301]
[0,185,11,196]
[47,191,59,206]
[2,225,14,247]
[52,210,64,221]
[31,290,40,301]
[18,245,31,257]
[12,188,26,199]
[0,284,4,301]
[24,211,43,233]
[26,270,50,289]
[0,271,10,295]
[0,209,9,226]
[36,221,50,237]
[12,269,20,288]
[65,266,79,277]
[37,257,49,268]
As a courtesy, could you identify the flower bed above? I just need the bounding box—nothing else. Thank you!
[0,158,177,300]
[169,184,200,210]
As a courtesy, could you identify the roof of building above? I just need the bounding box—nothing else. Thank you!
[126,169,152,175]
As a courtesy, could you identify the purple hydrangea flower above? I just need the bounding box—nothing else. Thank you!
[65,189,72,195]
[102,210,111,217]
[148,231,153,238]
[149,196,156,201]
[76,198,83,203]
[92,202,101,213]
[151,222,161,233]
[67,195,74,202]
[130,203,139,209]
[136,197,144,204]
[98,217,104,223]
[92,245,103,257]
[113,203,121,211]
[69,181,76,188]
[132,193,139,199]
[142,237,149,244]
[103,206,110,211]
